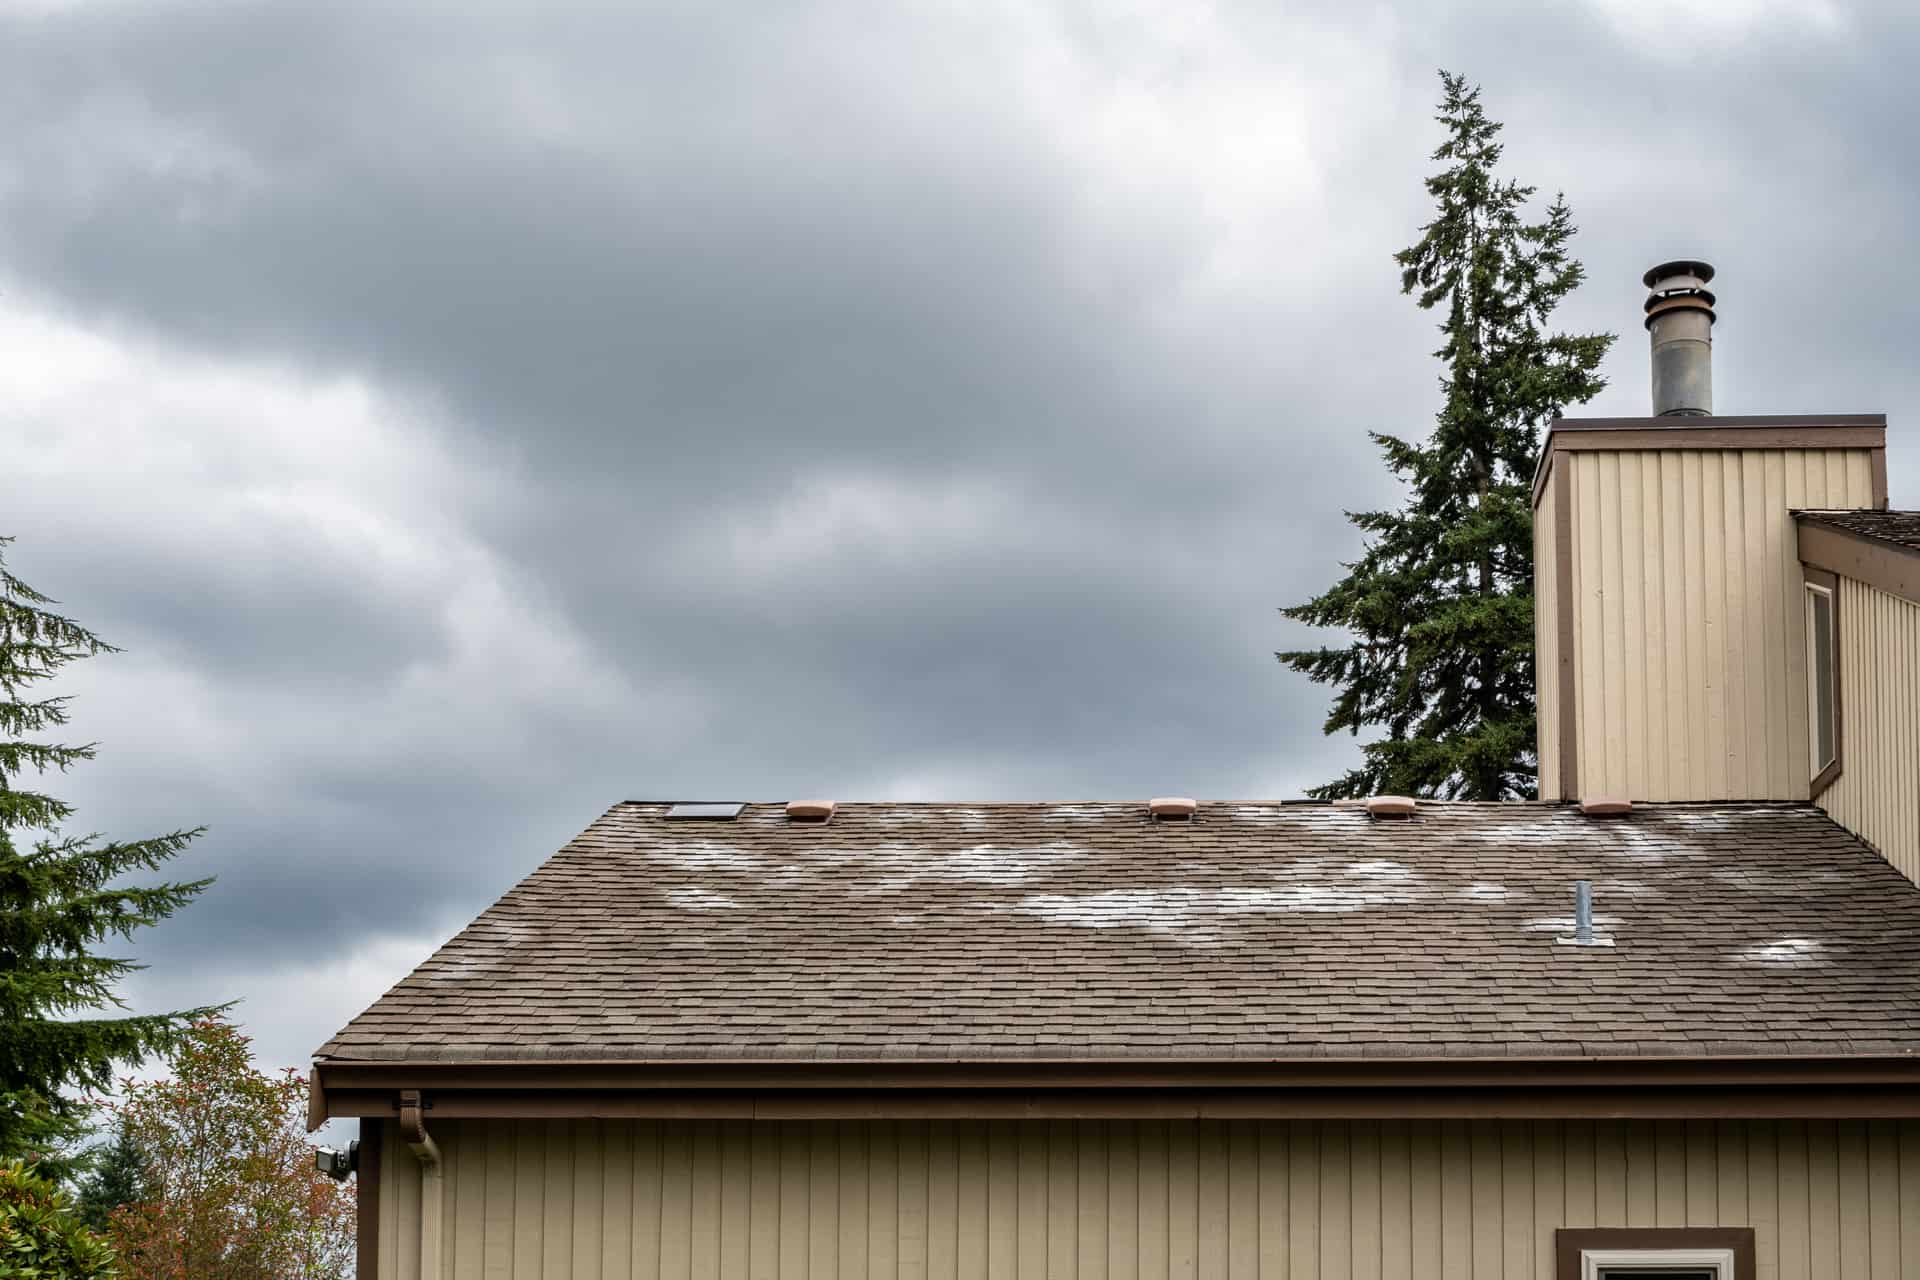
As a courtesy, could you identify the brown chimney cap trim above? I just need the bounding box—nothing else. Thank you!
[1550,413,1885,432]
[1532,421,1886,508]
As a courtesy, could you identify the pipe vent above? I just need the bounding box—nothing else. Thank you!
[1556,879,1615,947]
[1148,797,1197,821]
[1644,260,1716,417]
[1365,795,1417,820]
[1580,796,1632,818]
[785,799,836,824]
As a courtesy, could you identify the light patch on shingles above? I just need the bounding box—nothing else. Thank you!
[646,841,766,871]
[1462,883,1515,901]
[1004,868,1429,943]
[1347,860,1413,879]
[1740,937,1827,965]
[848,842,1089,894]
[664,887,740,911]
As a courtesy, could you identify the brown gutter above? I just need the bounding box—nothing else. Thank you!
[311,1051,1920,1094]
[317,1084,1920,1122]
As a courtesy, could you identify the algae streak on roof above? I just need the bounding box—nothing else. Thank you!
[317,801,1920,1064]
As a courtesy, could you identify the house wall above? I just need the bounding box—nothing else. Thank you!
[376,1117,1920,1280]
[1534,475,1561,800]
[1540,445,1875,802]
[1819,575,1920,882]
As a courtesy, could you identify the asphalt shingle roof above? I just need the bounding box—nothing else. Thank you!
[317,801,1920,1064]
[1798,509,1920,553]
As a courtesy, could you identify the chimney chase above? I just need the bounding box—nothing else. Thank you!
[1644,260,1716,417]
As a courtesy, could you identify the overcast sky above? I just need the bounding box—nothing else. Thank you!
[2,0,1917,1074]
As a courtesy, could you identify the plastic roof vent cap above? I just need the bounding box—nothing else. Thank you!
[785,800,836,822]
[1580,796,1632,817]
[1365,795,1417,819]
[1148,797,1197,820]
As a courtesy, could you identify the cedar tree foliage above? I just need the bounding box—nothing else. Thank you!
[0,537,218,1161]
[1279,72,1614,800]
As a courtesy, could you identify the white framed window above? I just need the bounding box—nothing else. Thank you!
[1581,1245,1734,1278]
[1805,581,1837,778]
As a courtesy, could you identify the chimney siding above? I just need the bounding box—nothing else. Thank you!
[1535,431,1881,802]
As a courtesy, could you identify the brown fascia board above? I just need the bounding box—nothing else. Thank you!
[1798,517,1920,608]
[1530,414,1888,509]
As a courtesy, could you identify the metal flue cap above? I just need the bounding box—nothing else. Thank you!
[1644,259,1717,416]
[1642,259,1716,292]
[1365,795,1417,820]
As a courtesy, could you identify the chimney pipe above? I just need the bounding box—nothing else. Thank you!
[1643,260,1716,416]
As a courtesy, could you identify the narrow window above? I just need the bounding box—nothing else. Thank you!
[1806,583,1836,775]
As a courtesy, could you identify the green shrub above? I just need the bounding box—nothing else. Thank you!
[0,1162,115,1278]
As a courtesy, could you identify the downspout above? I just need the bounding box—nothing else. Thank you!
[398,1089,444,1280]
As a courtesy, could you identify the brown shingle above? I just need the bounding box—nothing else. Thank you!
[316,801,1920,1063]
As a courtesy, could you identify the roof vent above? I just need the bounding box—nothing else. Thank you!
[1148,797,1197,821]
[1556,879,1614,947]
[1580,796,1632,818]
[664,802,745,820]
[785,799,835,823]
[1365,795,1417,820]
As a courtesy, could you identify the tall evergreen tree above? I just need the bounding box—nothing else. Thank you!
[75,1121,147,1232]
[1279,72,1614,800]
[0,537,218,1161]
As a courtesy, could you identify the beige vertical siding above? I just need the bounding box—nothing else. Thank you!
[1820,576,1920,882]
[1558,447,1875,801]
[1535,476,1561,801]
[380,1117,1920,1280]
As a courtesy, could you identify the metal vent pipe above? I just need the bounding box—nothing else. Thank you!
[1644,260,1716,416]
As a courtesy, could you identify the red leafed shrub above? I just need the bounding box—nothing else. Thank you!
[103,1019,352,1280]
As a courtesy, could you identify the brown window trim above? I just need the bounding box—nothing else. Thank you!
[1556,1228,1755,1279]
[1804,565,1843,800]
